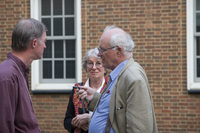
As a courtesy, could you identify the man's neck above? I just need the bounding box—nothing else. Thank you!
[12,50,33,67]
[112,56,130,70]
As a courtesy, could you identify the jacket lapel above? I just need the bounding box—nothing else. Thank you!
[109,58,135,124]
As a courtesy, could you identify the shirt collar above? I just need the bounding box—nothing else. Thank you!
[7,53,29,75]
[84,78,105,93]
[109,59,128,82]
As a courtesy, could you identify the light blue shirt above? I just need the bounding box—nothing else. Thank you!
[89,60,128,133]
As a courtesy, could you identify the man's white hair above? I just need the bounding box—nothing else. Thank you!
[103,25,135,58]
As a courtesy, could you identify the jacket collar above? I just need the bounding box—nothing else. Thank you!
[109,58,135,123]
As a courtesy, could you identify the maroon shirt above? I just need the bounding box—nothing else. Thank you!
[0,53,40,133]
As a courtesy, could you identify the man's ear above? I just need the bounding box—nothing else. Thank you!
[117,46,123,55]
[31,39,37,49]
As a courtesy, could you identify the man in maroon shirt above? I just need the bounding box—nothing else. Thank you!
[0,18,47,133]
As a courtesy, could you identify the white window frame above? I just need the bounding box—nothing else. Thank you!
[30,0,82,92]
[187,0,200,93]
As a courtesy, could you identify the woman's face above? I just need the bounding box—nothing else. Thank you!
[86,56,105,80]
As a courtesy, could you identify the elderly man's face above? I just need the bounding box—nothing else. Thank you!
[98,32,118,70]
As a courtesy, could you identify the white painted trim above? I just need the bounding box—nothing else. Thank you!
[186,0,200,91]
[76,0,82,83]
[30,0,39,19]
[30,0,82,91]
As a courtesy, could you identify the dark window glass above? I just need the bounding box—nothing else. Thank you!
[54,18,63,36]
[55,61,63,78]
[43,40,52,58]
[196,13,200,32]
[42,18,51,36]
[197,59,200,77]
[65,0,74,15]
[197,37,200,56]
[66,61,75,78]
[42,0,51,15]
[55,40,63,58]
[65,18,74,35]
[197,0,200,10]
[43,61,52,78]
[65,40,75,58]
[53,0,62,15]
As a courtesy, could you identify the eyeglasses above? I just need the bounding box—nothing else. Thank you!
[86,62,103,68]
[97,46,118,54]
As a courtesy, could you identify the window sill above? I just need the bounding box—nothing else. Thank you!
[31,83,74,94]
[187,83,200,94]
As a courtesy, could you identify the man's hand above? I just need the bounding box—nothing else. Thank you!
[76,86,95,102]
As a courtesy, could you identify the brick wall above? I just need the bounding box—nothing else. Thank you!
[0,0,200,133]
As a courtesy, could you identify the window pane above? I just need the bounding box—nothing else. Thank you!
[55,40,63,58]
[197,59,200,77]
[65,0,74,15]
[42,0,51,15]
[196,13,200,32]
[66,61,75,78]
[65,18,74,35]
[197,37,200,56]
[55,61,63,78]
[43,40,52,58]
[53,0,62,15]
[197,0,200,10]
[40,0,77,83]
[43,61,52,78]
[65,40,75,58]
[42,18,51,36]
[54,18,63,36]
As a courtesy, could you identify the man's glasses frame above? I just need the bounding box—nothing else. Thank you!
[97,46,118,54]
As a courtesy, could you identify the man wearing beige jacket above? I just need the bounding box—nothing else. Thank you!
[78,25,158,133]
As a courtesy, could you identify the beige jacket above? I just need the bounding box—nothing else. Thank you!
[88,58,158,133]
